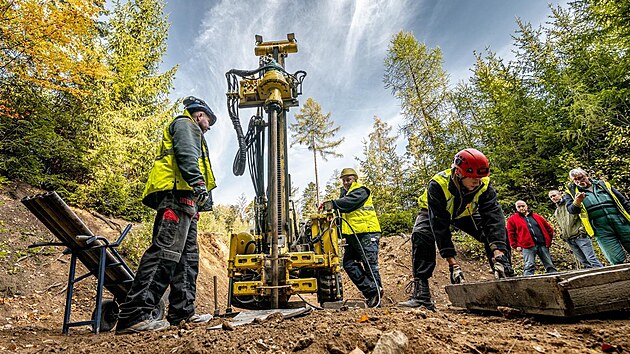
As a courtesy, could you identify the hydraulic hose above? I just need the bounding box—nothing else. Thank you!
[335,216,382,308]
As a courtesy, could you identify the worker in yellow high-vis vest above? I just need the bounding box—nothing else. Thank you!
[117,97,217,334]
[399,149,514,310]
[324,167,383,308]
[566,168,630,265]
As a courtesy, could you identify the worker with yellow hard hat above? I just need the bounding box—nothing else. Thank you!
[324,167,383,308]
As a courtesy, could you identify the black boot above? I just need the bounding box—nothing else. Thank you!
[493,254,515,278]
[398,279,435,310]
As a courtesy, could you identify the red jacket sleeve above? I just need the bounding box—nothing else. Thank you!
[540,216,554,239]
[506,216,518,249]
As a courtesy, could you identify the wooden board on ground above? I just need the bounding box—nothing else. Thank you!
[445,264,630,317]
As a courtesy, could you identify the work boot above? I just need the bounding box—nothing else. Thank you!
[397,279,435,311]
[366,287,384,308]
[493,254,515,279]
[116,318,170,335]
[449,264,465,284]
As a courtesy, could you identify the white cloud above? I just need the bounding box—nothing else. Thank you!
[161,0,564,205]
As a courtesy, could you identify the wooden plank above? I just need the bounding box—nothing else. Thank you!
[445,265,630,317]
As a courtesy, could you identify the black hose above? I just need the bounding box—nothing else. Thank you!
[335,216,382,308]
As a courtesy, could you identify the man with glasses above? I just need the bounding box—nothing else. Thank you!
[507,200,558,276]
[116,96,217,334]
[398,148,514,310]
[566,168,630,265]
[548,190,603,268]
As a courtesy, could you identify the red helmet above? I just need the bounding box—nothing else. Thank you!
[452,148,490,178]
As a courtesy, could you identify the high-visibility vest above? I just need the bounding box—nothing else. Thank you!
[142,111,216,207]
[566,180,630,236]
[418,169,489,219]
[341,182,381,234]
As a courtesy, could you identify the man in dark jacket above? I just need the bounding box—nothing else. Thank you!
[548,190,603,268]
[398,148,514,310]
[327,168,383,308]
[116,97,217,334]
[507,200,557,276]
[566,168,630,265]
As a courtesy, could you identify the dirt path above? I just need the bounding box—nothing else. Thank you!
[0,185,628,353]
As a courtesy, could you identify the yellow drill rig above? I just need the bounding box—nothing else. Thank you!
[225,34,343,310]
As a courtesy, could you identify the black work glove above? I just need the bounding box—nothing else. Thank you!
[449,264,465,284]
[192,182,209,207]
[493,254,515,279]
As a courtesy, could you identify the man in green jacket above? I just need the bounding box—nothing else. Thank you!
[566,168,630,265]
[327,168,383,308]
[116,96,217,334]
[548,189,603,268]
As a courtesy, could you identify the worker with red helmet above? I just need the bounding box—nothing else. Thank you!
[399,148,514,310]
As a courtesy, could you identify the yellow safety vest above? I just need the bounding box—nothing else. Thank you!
[142,111,216,208]
[341,182,381,234]
[567,180,630,236]
[418,169,489,219]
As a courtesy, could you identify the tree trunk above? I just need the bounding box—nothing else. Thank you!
[313,146,320,206]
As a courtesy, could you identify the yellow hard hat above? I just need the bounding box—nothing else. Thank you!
[339,167,358,179]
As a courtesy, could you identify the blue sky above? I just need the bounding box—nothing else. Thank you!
[160,0,567,205]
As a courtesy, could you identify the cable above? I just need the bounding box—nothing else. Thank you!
[296,293,323,310]
[334,216,382,308]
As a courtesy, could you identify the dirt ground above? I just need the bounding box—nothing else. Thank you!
[0,183,628,353]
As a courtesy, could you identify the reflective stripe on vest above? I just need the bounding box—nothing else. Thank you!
[341,182,381,234]
[567,180,630,237]
[142,112,216,206]
[418,169,489,219]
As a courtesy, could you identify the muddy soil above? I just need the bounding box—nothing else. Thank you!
[0,183,627,353]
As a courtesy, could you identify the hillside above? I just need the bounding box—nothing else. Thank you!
[0,183,628,353]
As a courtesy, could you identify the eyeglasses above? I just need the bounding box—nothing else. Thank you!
[572,175,588,181]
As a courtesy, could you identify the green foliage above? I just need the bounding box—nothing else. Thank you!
[290,98,344,205]
[299,182,319,221]
[452,232,487,261]
[0,0,176,221]
[378,209,417,236]
[73,0,176,220]
[357,117,406,214]
[322,170,342,203]
[384,31,452,186]
[446,0,630,215]
[118,223,152,269]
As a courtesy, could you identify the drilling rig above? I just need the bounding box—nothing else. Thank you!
[225,34,343,310]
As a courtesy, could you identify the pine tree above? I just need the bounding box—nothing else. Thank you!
[322,169,342,203]
[300,182,319,221]
[290,98,344,205]
[357,116,405,213]
[75,0,177,219]
[384,31,451,185]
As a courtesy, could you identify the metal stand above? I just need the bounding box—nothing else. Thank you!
[30,225,134,335]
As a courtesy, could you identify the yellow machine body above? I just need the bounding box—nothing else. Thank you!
[225,34,343,310]
[227,212,341,299]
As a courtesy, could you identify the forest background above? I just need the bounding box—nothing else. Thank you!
[1,0,628,268]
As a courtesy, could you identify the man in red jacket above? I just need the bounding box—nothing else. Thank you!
[507,200,558,276]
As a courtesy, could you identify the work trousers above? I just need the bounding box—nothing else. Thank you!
[342,232,382,298]
[521,245,557,276]
[592,213,630,265]
[565,234,603,268]
[117,193,200,328]
[410,210,508,280]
